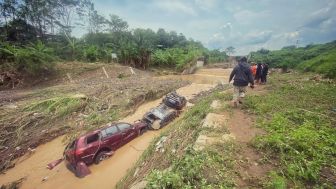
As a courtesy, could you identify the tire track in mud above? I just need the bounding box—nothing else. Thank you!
[0,68,232,189]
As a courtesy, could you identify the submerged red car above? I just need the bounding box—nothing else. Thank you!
[64,121,148,171]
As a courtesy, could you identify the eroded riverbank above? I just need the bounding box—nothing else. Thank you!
[0,68,232,189]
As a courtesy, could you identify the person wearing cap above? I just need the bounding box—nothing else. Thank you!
[229,57,255,107]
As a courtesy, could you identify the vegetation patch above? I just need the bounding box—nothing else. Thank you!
[249,41,336,78]
[24,94,88,118]
[244,73,336,188]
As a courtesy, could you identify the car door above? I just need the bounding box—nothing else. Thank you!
[101,125,122,150]
[117,123,136,144]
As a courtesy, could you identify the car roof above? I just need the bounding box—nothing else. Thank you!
[77,122,133,139]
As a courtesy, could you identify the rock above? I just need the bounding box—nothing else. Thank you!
[15,146,21,151]
[202,113,227,128]
[155,136,167,152]
[193,135,220,151]
[221,134,236,142]
[130,181,148,189]
[42,176,48,182]
[186,102,194,107]
[210,100,221,109]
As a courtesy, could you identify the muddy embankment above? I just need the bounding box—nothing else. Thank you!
[0,68,232,189]
[0,63,188,173]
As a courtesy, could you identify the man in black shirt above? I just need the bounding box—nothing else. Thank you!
[229,57,255,107]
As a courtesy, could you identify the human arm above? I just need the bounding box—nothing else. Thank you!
[229,67,236,83]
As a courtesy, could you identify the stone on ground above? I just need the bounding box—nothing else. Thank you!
[202,113,228,128]
[210,100,221,109]
[194,134,220,151]
[221,133,236,141]
[186,102,194,107]
[130,181,148,189]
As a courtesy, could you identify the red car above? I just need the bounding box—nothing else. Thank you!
[64,121,148,170]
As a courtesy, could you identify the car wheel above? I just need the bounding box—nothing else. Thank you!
[94,151,109,164]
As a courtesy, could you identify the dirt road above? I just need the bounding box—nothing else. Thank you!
[0,68,232,189]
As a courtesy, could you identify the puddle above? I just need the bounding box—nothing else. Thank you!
[0,68,232,189]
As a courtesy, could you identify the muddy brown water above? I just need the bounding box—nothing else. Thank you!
[0,68,232,189]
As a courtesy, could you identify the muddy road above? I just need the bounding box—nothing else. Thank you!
[0,68,232,189]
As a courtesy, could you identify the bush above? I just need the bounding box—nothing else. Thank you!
[298,48,336,78]
[84,45,99,62]
[151,46,202,70]
[0,41,55,75]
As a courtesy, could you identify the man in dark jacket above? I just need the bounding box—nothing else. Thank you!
[229,57,254,107]
[261,63,269,84]
[255,63,262,84]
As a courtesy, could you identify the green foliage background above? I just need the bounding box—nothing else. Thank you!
[249,41,336,78]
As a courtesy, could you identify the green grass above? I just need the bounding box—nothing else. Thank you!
[244,73,336,187]
[298,48,336,78]
[249,40,336,78]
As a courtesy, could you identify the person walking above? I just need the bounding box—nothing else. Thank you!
[229,57,254,107]
[261,63,269,84]
[255,63,262,84]
[250,62,257,79]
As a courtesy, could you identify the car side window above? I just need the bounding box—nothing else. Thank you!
[117,123,132,131]
[86,133,99,144]
[105,126,119,136]
[101,130,108,138]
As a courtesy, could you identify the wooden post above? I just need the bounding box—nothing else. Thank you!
[129,67,136,75]
[102,67,109,78]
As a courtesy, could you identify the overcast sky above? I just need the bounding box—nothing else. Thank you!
[88,0,336,55]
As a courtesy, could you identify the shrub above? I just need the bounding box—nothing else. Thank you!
[84,45,99,62]
[0,41,55,75]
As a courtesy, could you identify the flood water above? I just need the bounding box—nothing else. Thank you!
[0,68,232,189]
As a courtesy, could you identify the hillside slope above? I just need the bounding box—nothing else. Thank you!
[249,40,336,78]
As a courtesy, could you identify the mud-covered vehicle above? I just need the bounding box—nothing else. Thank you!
[143,92,186,130]
[162,91,187,110]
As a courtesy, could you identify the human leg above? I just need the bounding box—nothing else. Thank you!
[232,86,240,107]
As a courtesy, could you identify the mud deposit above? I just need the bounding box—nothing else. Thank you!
[0,68,232,189]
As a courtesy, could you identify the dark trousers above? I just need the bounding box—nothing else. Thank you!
[261,74,267,83]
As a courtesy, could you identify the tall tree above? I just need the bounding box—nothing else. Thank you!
[107,14,128,33]
[87,7,107,34]
[225,46,235,56]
